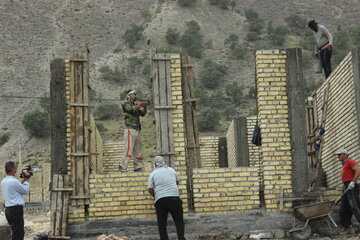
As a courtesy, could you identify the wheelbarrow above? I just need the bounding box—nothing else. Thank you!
[289,189,348,240]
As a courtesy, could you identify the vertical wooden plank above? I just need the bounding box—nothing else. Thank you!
[158,54,170,165]
[165,55,174,166]
[82,54,90,205]
[54,175,63,235]
[69,56,77,202]
[61,175,70,236]
[50,174,59,236]
[152,57,162,155]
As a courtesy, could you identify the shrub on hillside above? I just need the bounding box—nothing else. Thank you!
[350,27,360,44]
[123,24,144,48]
[200,59,227,89]
[142,63,151,78]
[231,46,246,60]
[285,14,306,34]
[166,28,180,45]
[141,9,152,22]
[301,31,314,51]
[224,33,239,49]
[209,0,231,9]
[94,102,121,120]
[99,66,126,83]
[39,96,51,113]
[225,82,244,104]
[246,31,260,41]
[95,123,108,133]
[178,0,195,7]
[269,26,289,46]
[128,56,144,73]
[22,110,50,138]
[0,133,10,147]
[198,107,221,131]
[180,21,203,58]
[245,9,264,34]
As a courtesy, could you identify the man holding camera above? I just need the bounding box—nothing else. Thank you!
[119,90,147,172]
[1,161,30,240]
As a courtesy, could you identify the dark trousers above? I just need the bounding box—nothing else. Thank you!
[5,206,25,240]
[340,182,360,228]
[319,48,332,78]
[155,197,186,240]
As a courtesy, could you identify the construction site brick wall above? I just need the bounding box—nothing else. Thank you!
[193,167,260,215]
[256,50,293,212]
[90,115,103,173]
[226,116,261,168]
[199,136,219,168]
[247,116,261,168]
[0,163,51,203]
[315,52,360,188]
[69,54,190,222]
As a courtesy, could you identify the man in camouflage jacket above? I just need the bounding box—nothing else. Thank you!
[119,90,147,172]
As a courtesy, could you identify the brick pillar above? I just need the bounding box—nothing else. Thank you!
[169,54,189,214]
[256,50,293,211]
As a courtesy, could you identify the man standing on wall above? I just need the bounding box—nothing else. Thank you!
[308,20,333,79]
[1,161,31,240]
[119,90,147,172]
[148,156,186,240]
[335,149,360,229]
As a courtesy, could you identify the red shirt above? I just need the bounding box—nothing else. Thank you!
[341,158,357,182]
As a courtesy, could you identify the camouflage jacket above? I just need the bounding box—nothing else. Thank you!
[121,100,146,130]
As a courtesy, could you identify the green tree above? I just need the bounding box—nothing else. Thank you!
[225,82,244,104]
[0,133,10,147]
[166,28,180,45]
[198,107,221,131]
[22,110,50,138]
[301,31,314,51]
[99,66,126,83]
[39,96,51,113]
[245,9,264,34]
[142,63,151,78]
[200,59,228,89]
[350,27,360,44]
[180,20,203,58]
[94,102,121,120]
[123,24,144,48]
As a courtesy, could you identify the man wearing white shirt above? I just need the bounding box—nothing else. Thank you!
[308,20,334,78]
[1,161,30,240]
[148,156,186,240]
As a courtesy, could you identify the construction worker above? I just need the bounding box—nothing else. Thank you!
[308,20,333,78]
[148,156,186,240]
[335,149,360,229]
[119,90,147,172]
[1,161,31,240]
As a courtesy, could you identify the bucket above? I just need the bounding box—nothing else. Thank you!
[314,59,322,73]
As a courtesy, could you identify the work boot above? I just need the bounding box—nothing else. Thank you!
[119,166,127,172]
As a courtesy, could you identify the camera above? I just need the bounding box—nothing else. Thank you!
[20,165,33,179]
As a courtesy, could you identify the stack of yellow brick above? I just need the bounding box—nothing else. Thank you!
[316,53,360,188]
[199,136,219,168]
[247,116,261,168]
[102,141,127,172]
[256,50,293,211]
[193,167,260,215]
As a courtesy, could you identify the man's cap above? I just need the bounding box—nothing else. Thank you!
[334,149,349,155]
[127,90,137,95]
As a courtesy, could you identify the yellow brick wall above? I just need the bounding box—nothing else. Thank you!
[199,136,219,168]
[247,116,261,168]
[256,50,293,212]
[90,115,103,173]
[193,167,260,215]
[226,120,237,168]
[315,53,360,188]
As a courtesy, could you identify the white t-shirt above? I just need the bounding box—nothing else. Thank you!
[147,167,179,202]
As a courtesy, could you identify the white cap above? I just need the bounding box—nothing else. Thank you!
[334,149,349,155]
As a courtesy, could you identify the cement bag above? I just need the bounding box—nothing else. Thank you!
[0,212,8,226]
[314,59,322,73]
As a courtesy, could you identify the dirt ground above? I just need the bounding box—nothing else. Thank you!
[24,213,50,240]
